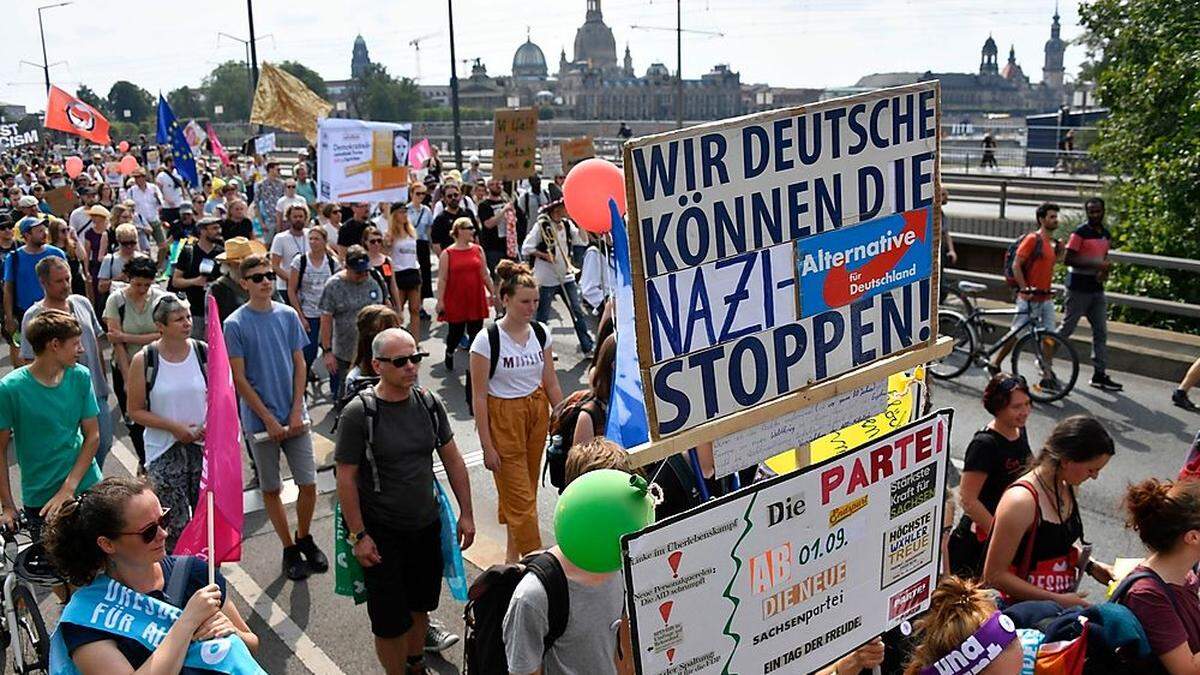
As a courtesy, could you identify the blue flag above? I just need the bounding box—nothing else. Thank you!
[155,95,199,188]
[605,199,650,449]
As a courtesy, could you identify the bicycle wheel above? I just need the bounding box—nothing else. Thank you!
[939,284,973,315]
[10,582,48,674]
[929,310,975,380]
[1010,330,1079,403]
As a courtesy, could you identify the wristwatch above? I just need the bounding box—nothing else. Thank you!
[347,530,367,545]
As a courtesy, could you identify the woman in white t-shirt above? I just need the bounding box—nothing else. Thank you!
[288,226,340,371]
[386,203,423,341]
[469,260,563,562]
[126,294,207,550]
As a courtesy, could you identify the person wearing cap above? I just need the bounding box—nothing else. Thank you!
[462,156,484,187]
[171,217,225,339]
[4,216,67,346]
[275,180,307,233]
[225,252,326,581]
[319,245,387,403]
[81,205,111,310]
[69,187,100,234]
[20,256,112,471]
[211,237,263,325]
[15,195,40,220]
[522,200,595,356]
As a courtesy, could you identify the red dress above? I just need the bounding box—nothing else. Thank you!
[440,245,489,322]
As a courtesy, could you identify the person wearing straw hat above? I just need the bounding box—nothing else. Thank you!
[211,237,264,325]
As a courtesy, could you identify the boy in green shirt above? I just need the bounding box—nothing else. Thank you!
[0,308,101,535]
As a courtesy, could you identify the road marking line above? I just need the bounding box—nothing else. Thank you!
[109,438,342,675]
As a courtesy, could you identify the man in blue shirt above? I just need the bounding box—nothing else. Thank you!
[225,253,327,581]
[3,216,66,355]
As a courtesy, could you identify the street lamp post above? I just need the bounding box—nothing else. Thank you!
[447,0,464,170]
[36,2,72,95]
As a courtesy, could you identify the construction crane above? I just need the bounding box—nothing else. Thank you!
[409,31,440,82]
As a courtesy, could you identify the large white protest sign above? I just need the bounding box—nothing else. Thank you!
[0,124,38,149]
[317,118,411,204]
[623,410,951,675]
[622,82,941,440]
[253,132,276,155]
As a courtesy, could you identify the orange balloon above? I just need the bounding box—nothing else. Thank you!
[562,158,626,234]
[118,155,139,175]
[117,140,130,153]
[65,156,84,179]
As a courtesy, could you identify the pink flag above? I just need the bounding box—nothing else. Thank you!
[207,122,231,167]
[174,295,243,562]
[408,138,432,169]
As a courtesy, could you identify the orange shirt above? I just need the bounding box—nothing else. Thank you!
[1016,232,1056,292]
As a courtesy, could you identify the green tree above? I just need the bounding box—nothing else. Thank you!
[1079,0,1200,331]
[349,63,423,122]
[204,61,253,122]
[167,86,207,119]
[75,85,106,114]
[278,61,328,99]
[105,81,153,122]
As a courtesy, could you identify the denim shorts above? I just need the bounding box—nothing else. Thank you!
[1013,297,1055,330]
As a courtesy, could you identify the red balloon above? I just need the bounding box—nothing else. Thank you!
[118,155,139,176]
[117,140,130,153]
[562,158,626,234]
[65,156,84,179]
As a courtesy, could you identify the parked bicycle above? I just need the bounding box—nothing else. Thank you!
[0,518,57,674]
[930,281,1080,403]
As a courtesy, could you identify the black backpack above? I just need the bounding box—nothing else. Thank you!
[295,253,335,295]
[465,322,548,416]
[543,392,606,493]
[462,551,569,675]
[142,339,208,412]
[347,384,441,492]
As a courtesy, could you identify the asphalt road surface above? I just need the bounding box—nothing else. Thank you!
[14,298,1196,674]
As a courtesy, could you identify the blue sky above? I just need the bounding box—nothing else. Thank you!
[0,0,1085,112]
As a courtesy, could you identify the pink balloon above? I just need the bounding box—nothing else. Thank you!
[118,155,139,176]
[562,158,626,234]
[65,156,84,179]
[117,140,130,153]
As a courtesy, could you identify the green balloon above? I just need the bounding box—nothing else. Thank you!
[554,469,656,573]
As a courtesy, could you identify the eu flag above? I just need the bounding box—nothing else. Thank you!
[156,95,199,188]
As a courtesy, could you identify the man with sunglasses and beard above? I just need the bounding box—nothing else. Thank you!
[225,254,327,581]
[336,327,475,675]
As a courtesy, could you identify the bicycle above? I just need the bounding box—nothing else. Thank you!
[929,281,1080,403]
[0,519,57,674]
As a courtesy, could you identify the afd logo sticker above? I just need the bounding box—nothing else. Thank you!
[794,207,933,317]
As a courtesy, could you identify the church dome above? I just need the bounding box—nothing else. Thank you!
[646,63,670,79]
[574,0,618,70]
[513,39,548,79]
[982,35,997,54]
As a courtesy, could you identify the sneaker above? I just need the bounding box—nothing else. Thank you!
[1173,389,1199,412]
[419,309,431,320]
[1039,376,1062,393]
[581,345,595,359]
[458,335,470,350]
[424,622,460,653]
[295,532,329,573]
[283,545,310,581]
[1090,373,1124,392]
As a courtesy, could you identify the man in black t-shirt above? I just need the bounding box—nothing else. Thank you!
[429,186,476,253]
[475,178,512,276]
[170,217,225,338]
[336,202,372,253]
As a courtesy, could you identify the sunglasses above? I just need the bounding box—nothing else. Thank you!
[378,352,428,367]
[246,271,277,283]
[368,238,383,244]
[118,240,137,247]
[114,508,171,544]
[457,225,475,232]
[444,193,460,199]
[413,190,427,195]
[997,375,1028,392]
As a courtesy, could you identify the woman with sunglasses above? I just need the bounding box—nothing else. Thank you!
[385,204,423,341]
[104,257,167,471]
[126,295,208,551]
[45,476,262,674]
[361,225,404,311]
[97,223,146,297]
[948,373,1033,579]
[983,415,1116,607]
[408,183,435,305]
[436,217,493,371]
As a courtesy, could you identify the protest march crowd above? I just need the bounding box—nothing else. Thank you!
[1,87,1199,675]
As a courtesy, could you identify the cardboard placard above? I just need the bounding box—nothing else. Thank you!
[561,135,595,174]
[623,411,951,675]
[492,108,538,180]
[44,187,76,218]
